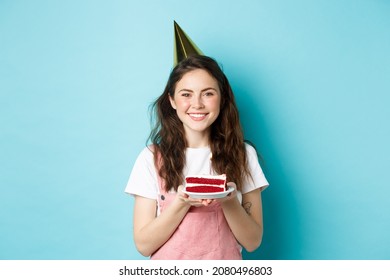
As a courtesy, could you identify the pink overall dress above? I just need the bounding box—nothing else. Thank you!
[150,174,242,260]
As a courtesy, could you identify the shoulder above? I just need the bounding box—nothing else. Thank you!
[137,145,155,161]
[131,145,156,173]
[125,145,159,199]
[244,142,259,160]
[244,142,256,152]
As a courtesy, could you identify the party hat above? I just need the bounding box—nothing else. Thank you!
[173,21,203,66]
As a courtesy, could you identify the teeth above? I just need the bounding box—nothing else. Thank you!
[189,114,206,117]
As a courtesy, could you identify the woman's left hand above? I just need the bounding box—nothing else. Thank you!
[214,182,238,205]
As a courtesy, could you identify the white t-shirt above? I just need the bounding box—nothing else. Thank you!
[125,143,269,203]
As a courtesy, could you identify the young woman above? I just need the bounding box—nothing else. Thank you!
[125,55,269,259]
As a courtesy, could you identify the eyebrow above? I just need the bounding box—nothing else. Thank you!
[178,87,218,93]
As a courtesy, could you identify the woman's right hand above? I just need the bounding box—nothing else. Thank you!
[176,185,213,207]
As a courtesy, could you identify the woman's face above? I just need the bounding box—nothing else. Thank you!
[169,69,221,140]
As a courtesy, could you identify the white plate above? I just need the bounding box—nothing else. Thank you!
[183,186,234,199]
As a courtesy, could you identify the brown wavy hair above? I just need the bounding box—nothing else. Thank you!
[148,55,252,192]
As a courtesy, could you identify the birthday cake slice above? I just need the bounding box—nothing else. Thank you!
[185,174,227,193]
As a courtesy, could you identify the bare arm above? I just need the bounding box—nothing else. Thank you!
[219,183,263,252]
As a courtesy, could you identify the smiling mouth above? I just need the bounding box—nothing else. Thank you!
[188,113,208,121]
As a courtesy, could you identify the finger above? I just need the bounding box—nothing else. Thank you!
[201,200,211,206]
[177,185,189,198]
[226,182,237,190]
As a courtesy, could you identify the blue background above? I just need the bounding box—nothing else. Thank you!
[1,0,389,260]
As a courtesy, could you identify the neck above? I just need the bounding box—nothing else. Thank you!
[185,130,210,148]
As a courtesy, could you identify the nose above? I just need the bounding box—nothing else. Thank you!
[191,95,204,109]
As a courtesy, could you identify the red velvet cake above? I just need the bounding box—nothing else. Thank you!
[185,174,227,193]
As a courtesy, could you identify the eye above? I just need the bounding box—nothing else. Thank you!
[181,92,191,97]
[204,91,214,96]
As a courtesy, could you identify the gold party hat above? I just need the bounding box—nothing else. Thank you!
[174,21,203,66]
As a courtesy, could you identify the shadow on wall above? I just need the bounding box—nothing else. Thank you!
[228,61,303,260]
